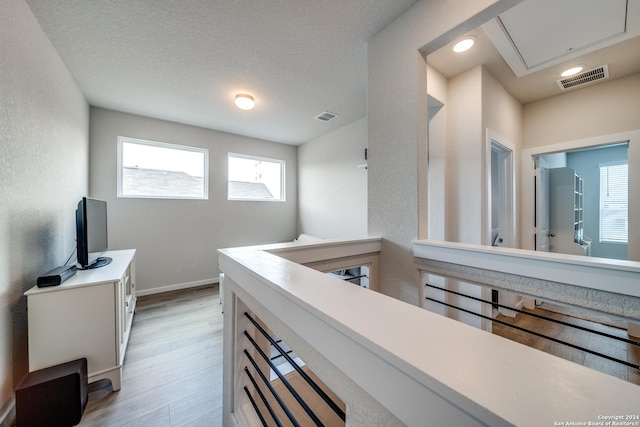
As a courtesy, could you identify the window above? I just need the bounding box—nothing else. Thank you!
[228,153,285,201]
[599,163,628,243]
[117,136,208,199]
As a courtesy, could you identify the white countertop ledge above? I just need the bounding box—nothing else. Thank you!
[219,239,640,426]
[413,239,640,298]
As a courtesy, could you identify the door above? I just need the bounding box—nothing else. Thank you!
[490,140,515,248]
[486,132,517,324]
[534,156,550,252]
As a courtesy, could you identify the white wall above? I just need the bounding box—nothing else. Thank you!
[424,64,522,327]
[426,64,448,242]
[297,117,367,238]
[523,73,640,149]
[367,0,520,305]
[445,66,522,246]
[89,108,298,294]
[0,0,89,421]
[446,66,483,244]
[482,68,522,147]
[482,67,523,245]
[425,66,448,317]
[444,67,485,328]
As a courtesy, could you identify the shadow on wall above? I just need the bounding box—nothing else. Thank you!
[9,212,60,388]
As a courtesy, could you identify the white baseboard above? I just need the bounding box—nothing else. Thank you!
[136,278,219,297]
[0,397,15,427]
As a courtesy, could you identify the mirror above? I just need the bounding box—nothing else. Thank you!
[425,0,640,262]
[534,144,628,260]
[423,0,640,385]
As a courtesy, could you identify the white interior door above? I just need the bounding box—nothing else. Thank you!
[491,138,520,318]
[486,131,518,322]
[491,141,515,248]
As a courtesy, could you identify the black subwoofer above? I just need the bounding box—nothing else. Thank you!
[16,358,88,427]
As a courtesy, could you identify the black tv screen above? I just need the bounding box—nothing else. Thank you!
[76,197,111,269]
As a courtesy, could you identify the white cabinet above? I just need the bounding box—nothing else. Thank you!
[25,249,136,391]
[549,168,591,256]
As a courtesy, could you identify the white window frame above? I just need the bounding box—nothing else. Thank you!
[599,162,628,243]
[227,153,286,202]
[117,136,209,200]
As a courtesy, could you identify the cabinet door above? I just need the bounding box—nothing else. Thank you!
[116,277,125,346]
[28,284,117,375]
[122,263,133,335]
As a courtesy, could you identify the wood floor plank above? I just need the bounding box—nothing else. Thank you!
[169,385,222,427]
[79,284,223,426]
[121,406,172,427]
[493,306,640,386]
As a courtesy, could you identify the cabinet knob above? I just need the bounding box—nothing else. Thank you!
[547,232,555,237]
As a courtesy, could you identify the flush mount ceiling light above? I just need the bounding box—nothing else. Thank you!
[235,93,255,110]
[451,36,476,53]
[560,66,585,77]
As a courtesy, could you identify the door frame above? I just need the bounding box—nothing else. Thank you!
[485,129,517,249]
[521,129,640,261]
[483,129,517,326]
[533,156,550,252]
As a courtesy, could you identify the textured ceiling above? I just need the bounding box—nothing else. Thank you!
[427,0,640,104]
[25,0,420,145]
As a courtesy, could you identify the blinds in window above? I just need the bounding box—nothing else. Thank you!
[599,163,628,243]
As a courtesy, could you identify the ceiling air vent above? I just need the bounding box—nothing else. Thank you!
[557,65,609,90]
[314,111,338,122]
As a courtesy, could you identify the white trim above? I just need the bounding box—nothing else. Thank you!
[227,152,286,202]
[484,129,517,329]
[117,136,209,200]
[521,130,640,260]
[0,398,15,427]
[268,237,381,264]
[221,239,640,426]
[135,277,219,296]
[413,239,640,297]
[486,128,517,249]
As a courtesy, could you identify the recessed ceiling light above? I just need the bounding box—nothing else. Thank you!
[560,66,584,77]
[452,36,476,53]
[235,94,255,110]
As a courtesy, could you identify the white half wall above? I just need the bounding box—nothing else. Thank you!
[89,108,298,293]
[297,117,368,239]
[0,0,89,421]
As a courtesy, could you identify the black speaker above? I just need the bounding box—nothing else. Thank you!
[16,358,88,427]
[36,265,77,288]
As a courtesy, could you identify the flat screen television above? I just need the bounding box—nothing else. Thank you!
[76,197,111,269]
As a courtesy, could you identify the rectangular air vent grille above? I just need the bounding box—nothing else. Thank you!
[557,65,609,90]
[314,111,338,122]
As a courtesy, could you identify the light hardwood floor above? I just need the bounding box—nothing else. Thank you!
[492,306,640,386]
[79,284,223,426]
